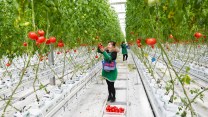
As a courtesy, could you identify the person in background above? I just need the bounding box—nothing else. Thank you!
[121,41,128,61]
[97,41,119,102]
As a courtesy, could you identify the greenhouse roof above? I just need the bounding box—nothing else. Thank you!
[109,0,126,36]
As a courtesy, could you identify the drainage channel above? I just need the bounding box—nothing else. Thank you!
[131,51,158,117]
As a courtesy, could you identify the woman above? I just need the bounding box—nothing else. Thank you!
[98,41,119,102]
[121,41,128,61]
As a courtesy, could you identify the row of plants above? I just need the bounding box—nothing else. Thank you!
[0,0,124,60]
[1,47,102,116]
[126,0,208,117]
[0,0,124,116]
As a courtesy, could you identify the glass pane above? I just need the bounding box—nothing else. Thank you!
[109,0,126,36]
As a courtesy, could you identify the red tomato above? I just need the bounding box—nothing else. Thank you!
[136,39,141,43]
[38,30,45,36]
[194,32,202,39]
[169,34,173,38]
[113,106,117,109]
[49,37,56,43]
[58,42,64,47]
[95,55,98,58]
[23,42,28,47]
[28,32,38,40]
[119,107,124,113]
[57,52,60,54]
[115,108,119,113]
[98,43,103,49]
[106,105,111,112]
[145,38,157,45]
[111,108,115,112]
[45,39,51,45]
[120,107,124,111]
[37,36,46,44]
[74,50,77,53]
[6,63,11,67]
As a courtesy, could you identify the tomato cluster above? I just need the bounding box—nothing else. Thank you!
[28,30,57,46]
[105,105,125,113]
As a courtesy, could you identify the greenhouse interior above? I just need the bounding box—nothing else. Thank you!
[0,0,208,117]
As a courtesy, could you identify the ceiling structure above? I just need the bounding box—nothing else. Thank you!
[109,0,127,37]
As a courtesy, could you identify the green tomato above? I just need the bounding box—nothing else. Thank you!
[20,22,30,27]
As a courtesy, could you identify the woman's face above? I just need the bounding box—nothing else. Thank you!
[107,42,113,49]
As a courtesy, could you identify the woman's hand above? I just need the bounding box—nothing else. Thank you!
[99,47,105,52]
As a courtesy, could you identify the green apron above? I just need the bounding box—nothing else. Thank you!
[121,44,128,55]
[101,51,118,82]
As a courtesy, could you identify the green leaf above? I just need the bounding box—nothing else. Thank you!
[181,111,187,117]
[186,66,190,73]
[182,74,191,85]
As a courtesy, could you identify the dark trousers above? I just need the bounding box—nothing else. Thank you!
[123,54,128,61]
[106,80,116,98]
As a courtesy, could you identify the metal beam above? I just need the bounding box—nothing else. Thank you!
[110,2,126,5]
[117,11,126,14]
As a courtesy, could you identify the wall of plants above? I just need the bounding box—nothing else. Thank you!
[126,0,208,44]
[126,0,208,116]
[0,0,124,59]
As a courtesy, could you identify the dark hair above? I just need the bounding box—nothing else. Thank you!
[108,41,116,47]
[121,41,125,44]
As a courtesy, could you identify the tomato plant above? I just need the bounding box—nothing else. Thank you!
[0,0,124,59]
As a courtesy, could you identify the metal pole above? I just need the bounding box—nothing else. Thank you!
[49,45,55,85]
